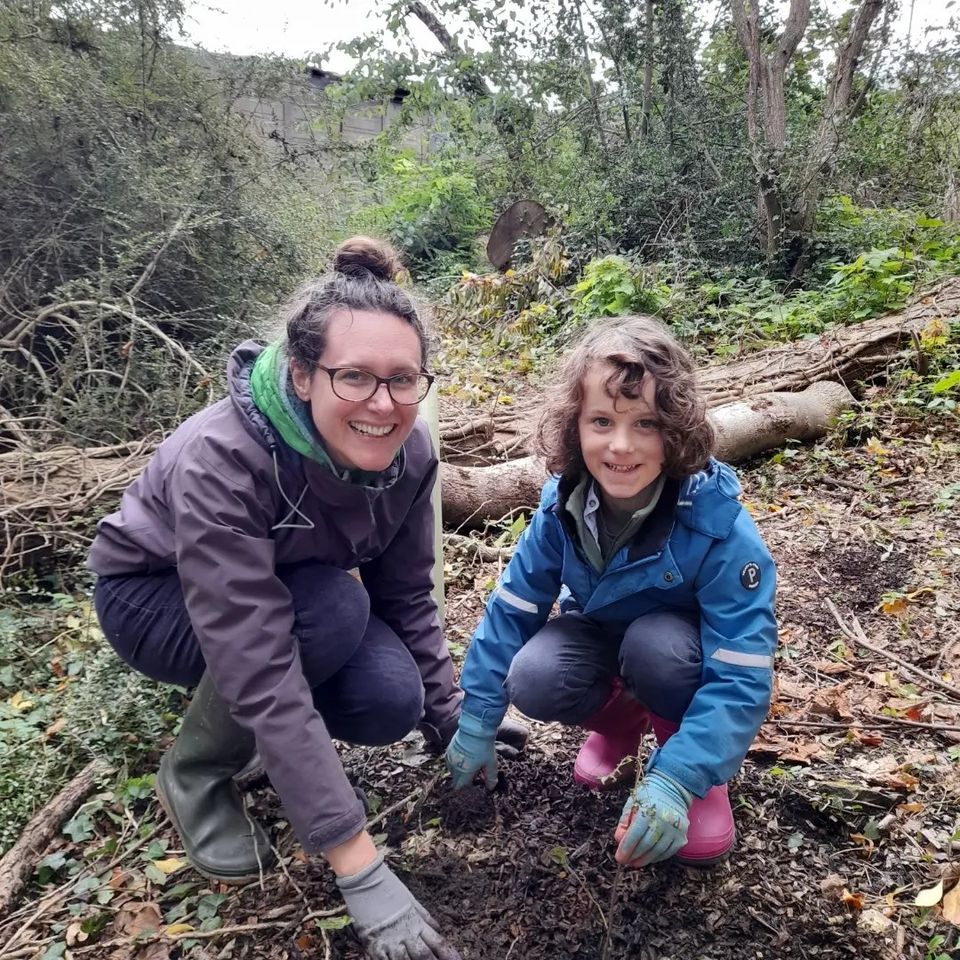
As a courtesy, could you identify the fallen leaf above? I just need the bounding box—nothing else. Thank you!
[842,889,865,911]
[781,741,826,764]
[820,874,845,897]
[115,901,163,938]
[164,924,194,936]
[809,681,854,721]
[883,771,920,792]
[812,659,852,676]
[850,833,876,854]
[150,858,185,875]
[45,717,66,738]
[858,909,893,934]
[66,921,88,946]
[914,879,944,908]
[749,735,823,764]
[943,882,960,925]
[7,691,34,712]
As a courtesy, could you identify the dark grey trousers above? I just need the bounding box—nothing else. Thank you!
[93,562,424,746]
[505,611,702,724]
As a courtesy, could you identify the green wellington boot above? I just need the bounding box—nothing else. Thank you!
[157,673,276,883]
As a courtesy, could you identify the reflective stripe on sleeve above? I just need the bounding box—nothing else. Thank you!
[711,648,774,669]
[493,586,539,614]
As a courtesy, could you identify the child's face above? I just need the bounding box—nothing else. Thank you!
[577,363,665,511]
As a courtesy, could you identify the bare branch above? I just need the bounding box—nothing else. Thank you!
[405,1,492,98]
[775,0,812,71]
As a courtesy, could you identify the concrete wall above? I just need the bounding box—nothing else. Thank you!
[229,67,431,159]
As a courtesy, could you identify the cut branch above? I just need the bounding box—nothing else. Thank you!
[0,760,111,917]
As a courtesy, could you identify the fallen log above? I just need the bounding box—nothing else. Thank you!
[4,271,951,565]
[439,381,855,528]
[438,276,960,462]
[697,278,960,405]
[0,759,111,917]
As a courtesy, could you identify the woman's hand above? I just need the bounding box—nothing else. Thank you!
[614,771,692,866]
[443,714,499,789]
[336,853,462,959]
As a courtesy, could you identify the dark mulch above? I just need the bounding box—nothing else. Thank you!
[3,400,957,960]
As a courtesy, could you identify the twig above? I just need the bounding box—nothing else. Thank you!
[601,739,648,960]
[163,906,347,942]
[367,774,440,832]
[865,714,960,734]
[445,533,515,563]
[773,717,960,734]
[0,760,111,917]
[439,419,494,444]
[825,598,960,703]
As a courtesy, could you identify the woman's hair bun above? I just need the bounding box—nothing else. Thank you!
[332,236,404,282]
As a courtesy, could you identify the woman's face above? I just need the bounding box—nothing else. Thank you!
[291,309,423,471]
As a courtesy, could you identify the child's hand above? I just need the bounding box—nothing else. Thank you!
[614,771,692,866]
[444,714,499,790]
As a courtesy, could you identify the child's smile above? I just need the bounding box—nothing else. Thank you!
[577,363,665,512]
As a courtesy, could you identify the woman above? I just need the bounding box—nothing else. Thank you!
[89,237,467,960]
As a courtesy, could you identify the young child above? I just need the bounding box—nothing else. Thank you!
[445,315,777,868]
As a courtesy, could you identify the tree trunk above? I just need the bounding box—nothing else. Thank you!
[641,0,654,140]
[730,0,884,275]
[440,380,855,528]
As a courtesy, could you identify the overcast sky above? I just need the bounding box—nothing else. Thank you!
[180,0,953,71]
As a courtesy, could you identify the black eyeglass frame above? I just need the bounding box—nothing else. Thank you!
[316,365,436,405]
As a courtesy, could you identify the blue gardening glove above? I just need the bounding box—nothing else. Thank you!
[444,713,499,790]
[614,770,693,867]
[421,714,529,760]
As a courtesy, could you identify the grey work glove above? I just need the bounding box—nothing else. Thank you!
[336,854,462,960]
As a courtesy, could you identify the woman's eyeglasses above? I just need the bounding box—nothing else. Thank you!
[317,366,434,405]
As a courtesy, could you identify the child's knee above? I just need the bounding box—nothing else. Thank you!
[506,648,609,724]
[620,611,701,714]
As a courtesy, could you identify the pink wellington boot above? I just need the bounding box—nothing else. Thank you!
[649,715,735,866]
[573,679,649,790]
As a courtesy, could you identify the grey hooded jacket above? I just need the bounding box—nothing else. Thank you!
[88,341,461,853]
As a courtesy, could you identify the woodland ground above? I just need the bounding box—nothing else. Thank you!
[1,374,959,960]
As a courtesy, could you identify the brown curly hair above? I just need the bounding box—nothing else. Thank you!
[536,315,715,479]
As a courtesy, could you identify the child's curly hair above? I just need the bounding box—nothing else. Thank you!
[536,315,715,479]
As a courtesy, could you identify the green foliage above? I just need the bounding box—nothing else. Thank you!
[350,153,490,279]
[571,255,668,320]
[0,1,344,443]
[0,587,178,855]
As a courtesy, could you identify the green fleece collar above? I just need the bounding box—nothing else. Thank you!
[565,473,665,571]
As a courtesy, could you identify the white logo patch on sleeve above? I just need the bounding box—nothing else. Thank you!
[740,562,761,590]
